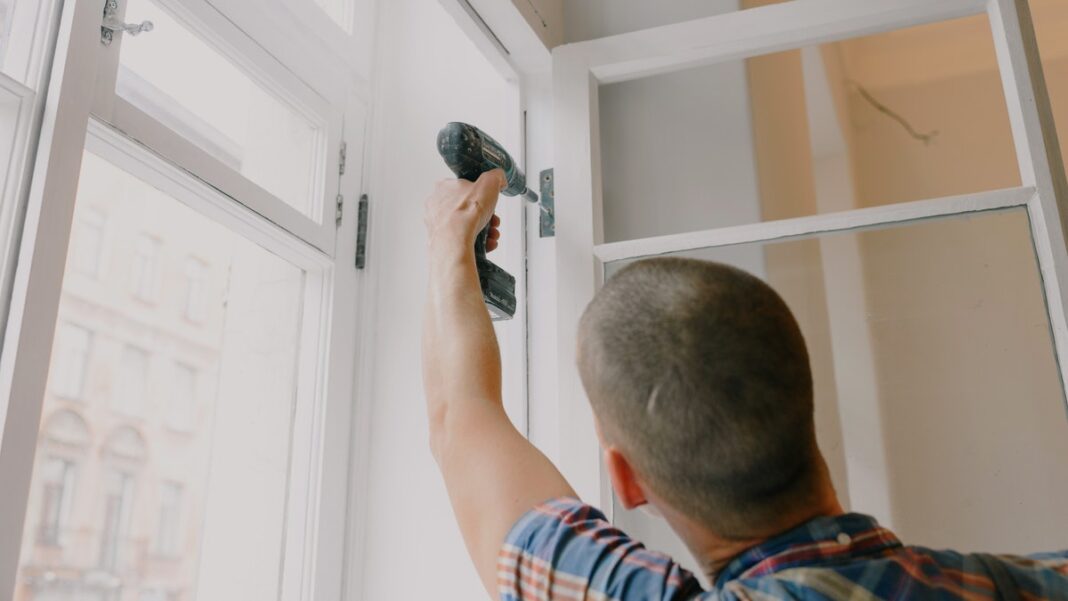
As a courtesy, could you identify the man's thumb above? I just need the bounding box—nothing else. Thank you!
[476,168,506,193]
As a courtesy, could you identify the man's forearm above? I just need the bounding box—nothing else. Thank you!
[422,236,504,456]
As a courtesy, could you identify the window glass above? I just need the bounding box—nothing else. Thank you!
[607,208,1068,561]
[71,208,107,277]
[0,0,53,85]
[131,234,160,302]
[115,345,150,415]
[168,362,197,431]
[50,323,92,400]
[183,258,207,322]
[597,14,1027,243]
[35,457,75,547]
[118,0,325,218]
[155,482,183,556]
[15,150,306,601]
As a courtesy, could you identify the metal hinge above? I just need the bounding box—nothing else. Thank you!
[355,194,370,269]
[335,194,344,226]
[539,168,555,238]
[101,0,154,47]
[338,141,348,176]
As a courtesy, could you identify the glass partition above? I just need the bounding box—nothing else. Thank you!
[605,208,1068,574]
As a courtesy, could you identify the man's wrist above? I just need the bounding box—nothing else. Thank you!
[429,233,475,262]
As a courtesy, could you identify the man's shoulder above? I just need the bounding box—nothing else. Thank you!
[499,497,709,601]
[728,543,1068,600]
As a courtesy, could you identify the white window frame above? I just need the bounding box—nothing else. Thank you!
[550,0,1068,506]
[0,0,65,339]
[0,0,371,598]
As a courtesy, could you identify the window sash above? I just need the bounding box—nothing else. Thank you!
[0,0,367,597]
[93,0,346,254]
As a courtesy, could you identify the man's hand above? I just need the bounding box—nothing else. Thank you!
[424,169,504,252]
[421,171,576,598]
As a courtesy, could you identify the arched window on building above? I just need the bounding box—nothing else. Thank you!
[35,409,91,547]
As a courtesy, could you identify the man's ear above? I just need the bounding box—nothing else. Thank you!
[603,446,648,510]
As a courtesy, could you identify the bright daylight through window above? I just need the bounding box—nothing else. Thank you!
[118,0,326,218]
[13,151,307,601]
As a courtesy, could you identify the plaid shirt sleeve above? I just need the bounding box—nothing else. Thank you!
[497,497,705,601]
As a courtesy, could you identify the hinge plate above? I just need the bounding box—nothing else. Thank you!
[355,194,369,269]
[335,194,344,226]
[101,0,120,46]
[539,168,555,238]
[339,142,348,176]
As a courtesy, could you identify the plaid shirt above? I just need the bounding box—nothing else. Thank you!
[498,497,1068,600]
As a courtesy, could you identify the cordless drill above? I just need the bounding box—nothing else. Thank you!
[437,122,537,321]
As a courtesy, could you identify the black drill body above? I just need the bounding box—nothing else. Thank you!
[437,122,536,321]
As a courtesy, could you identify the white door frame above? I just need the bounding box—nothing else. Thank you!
[0,0,369,597]
[551,0,1068,506]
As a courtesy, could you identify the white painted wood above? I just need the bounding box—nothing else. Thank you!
[552,44,607,505]
[593,187,1035,264]
[566,0,986,84]
[988,0,1068,405]
[103,97,338,254]
[1,0,62,90]
[0,1,367,598]
[84,119,338,600]
[0,73,40,340]
[304,96,367,601]
[94,0,347,252]
[0,0,106,590]
[437,0,519,82]
[209,0,377,95]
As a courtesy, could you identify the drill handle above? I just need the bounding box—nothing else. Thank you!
[474,225,490,260]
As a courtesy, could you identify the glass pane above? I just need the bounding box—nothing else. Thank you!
[0,0,54,86]
[606,208,1068,572]
[598,14,1028,242]
[1032,0,1068,181]
[314,0,354,32]
[14,151,306,601]
[118,0,325,218]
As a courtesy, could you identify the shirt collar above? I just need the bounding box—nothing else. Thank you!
[714,513,902,588]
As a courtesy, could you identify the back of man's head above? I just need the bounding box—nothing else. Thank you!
[577,257,824,540]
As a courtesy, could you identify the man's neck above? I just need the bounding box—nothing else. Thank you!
[665,498,845,582]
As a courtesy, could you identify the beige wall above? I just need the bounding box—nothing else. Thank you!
[739,0,1068,553]
[744,47,851,509]
[833,11,1068,552]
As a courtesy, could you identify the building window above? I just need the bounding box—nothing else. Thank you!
[183,258,208,323]
[155,482,183,556]
[167,362,197,431]
[71,208,107,277]
[99,470,135,571]
[51,323,92,400]
[37,457,76,546]
[114,345,150,415]
[131,234,160,302]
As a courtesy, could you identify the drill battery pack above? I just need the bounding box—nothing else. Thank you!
[476,257,517,321]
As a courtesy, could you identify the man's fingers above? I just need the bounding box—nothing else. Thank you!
[476,169,506,192]
[486,239,498,252]
[488,228,501,241]
[490,215,501,227]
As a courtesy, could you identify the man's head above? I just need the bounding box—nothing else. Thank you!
[577,257,832,540]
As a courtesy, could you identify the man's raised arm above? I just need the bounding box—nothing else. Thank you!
[421,170,576,596]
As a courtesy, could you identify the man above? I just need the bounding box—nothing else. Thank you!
[422,170,1068,600]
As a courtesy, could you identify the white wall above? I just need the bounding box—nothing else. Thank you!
[354,1,518,598]
[562,0,740,42]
